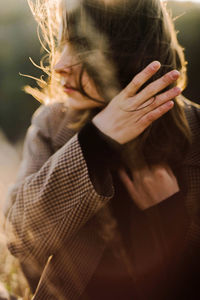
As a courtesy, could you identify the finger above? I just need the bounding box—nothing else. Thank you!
[162,165,179,185]
[132,166,152,180]
[138,100,174,128]
[137,86,181,115]
[121,61,161,97]
[150,165,171,180]
[134,69,180,107]
[164,165,176,178]
[118,168,139,199]
[150,164,167,173]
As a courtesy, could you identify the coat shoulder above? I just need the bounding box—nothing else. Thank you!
[182,98,200,166]
[183,98,200,132]
[31,103,76,150]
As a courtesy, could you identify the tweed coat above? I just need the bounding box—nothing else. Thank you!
[4,98,200,299]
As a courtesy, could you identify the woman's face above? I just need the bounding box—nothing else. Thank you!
[54,44,105,110]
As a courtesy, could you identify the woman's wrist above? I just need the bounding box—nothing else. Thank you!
[92,113,123,144]
[78,121,120,195]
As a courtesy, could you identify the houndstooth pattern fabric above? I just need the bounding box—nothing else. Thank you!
[4,99,200,299]
[4,103,114,264]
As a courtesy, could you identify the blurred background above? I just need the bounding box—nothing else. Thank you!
[0,0,200,298]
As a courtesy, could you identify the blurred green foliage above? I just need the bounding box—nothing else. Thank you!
[0,0,200,142]
[0,0,41,142]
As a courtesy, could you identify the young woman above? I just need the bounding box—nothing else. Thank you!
[4,0,200,299]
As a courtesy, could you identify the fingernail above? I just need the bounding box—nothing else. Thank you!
[168,100,174,107]
[152,61,161,70]
[174,86,181,94]
[171,70,180,80]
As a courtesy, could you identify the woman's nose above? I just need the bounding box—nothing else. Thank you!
[54,61,72,75]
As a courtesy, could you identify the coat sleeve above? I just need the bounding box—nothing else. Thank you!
[4,104,114,264]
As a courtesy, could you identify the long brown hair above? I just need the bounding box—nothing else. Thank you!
[27,0,191,168]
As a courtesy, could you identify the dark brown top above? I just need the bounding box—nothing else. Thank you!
[81,172,189,300]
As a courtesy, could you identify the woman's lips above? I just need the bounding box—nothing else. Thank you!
[63,85,76,94]
[64,87,74,94]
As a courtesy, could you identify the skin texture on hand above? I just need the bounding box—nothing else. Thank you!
[92,61,181,144]
[118,165,180,210]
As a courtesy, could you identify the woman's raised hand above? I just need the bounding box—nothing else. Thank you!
[92,61,181,144]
